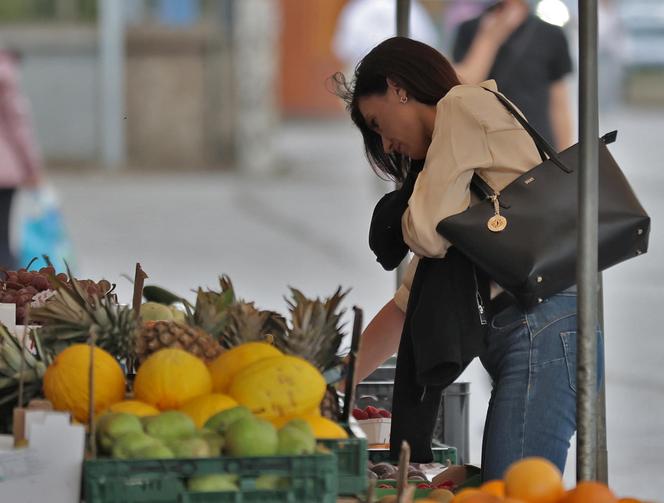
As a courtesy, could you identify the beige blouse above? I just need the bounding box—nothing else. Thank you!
[394,80,542,312]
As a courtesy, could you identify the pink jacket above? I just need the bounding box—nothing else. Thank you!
[0,51,42,188]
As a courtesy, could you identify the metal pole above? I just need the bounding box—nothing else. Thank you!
[396,0,411,37]
[99,0,126,170]
[395,0,410,286]
[577,0,599,482]
[596,276,609,483]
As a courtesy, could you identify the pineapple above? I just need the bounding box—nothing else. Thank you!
[31,278,137,361]
[183,275,286,350]
[135,321,223,364]
[221,301,287,349]
[186,275,236,339]
[0,324,49,432]
[274,287,349,420]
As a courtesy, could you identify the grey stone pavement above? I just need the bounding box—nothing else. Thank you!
[42,105,662,498]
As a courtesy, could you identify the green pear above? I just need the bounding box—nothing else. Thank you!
[111,431,160,459]
[198,428,225,456]
[204,406,252,434]
[96,413,144,453]
[255,474,290,490]
[281,418,314,437]
[140,302,174,321]
[143,411,196,442]
[225,417,278,457]
[188,474,239,492]
[132,442,175,459]
[168,436,211,458]
[277,425,316,455]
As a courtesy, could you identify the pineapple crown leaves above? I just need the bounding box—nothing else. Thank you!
[275,286,349,372]
[0,324,49,407]
[187,275,236,337]
[31,264,138,360]
[220,301,288,349]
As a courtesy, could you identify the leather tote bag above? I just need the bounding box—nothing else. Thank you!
[436,90,650,308]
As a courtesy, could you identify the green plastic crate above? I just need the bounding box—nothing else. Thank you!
[84,452,337,503]
[319,422,367,495]
[368,445,457,465]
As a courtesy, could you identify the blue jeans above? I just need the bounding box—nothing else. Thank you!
[479,289,604,480]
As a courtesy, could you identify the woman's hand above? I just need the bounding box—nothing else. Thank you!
[478,2,529,46]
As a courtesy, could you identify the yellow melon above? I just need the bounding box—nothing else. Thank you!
[104,400,160,417]
[229,355,325,419]
[43,344,125,423]
[179,393,239,428]
[300,415,349,439]
[134,348,212,410]
[207,342,282,393]
[269,407,322,428]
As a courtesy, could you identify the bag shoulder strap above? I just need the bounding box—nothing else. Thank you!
[470,173,494,200]
[484,89,573,174]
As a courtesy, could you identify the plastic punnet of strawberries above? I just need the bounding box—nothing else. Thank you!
[353,405,392,420]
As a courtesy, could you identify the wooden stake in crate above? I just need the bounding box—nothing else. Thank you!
[132,262,148,318]
[397,440,415,503]
[87,328,98,458]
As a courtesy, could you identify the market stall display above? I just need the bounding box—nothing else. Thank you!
[0,262,654,502]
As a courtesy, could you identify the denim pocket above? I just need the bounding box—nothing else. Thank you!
[560,330,605,393]
[560,331,577,392]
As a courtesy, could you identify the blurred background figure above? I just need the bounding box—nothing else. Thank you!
[598,0,626,110]
[332,0,439,74]
[0,48,43,269]
[452,0,574,151]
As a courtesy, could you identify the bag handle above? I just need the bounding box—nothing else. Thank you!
[486,89,573,174]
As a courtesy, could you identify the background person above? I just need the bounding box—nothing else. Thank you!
[0,48,43,269]
[452,0,574,151]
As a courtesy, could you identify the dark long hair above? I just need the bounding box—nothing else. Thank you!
[334,37,460,182]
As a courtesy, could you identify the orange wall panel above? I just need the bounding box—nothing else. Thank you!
[279,0,348,117]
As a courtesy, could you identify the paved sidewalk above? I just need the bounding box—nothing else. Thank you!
[43,107,663,498]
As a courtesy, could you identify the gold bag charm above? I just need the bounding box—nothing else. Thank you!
[487,194,508,232]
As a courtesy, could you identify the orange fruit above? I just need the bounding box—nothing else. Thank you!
[480,480,506,498]
[455,494,502,503]
[560,481,617,503]
[452,489,483,502]
[504,457,565,503]
[617,499,641,503]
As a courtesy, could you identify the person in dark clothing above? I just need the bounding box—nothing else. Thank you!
[334,37,603,480]
[453,0,573,150]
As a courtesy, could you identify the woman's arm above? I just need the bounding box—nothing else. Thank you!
[354,299,405,384]
[401,96,493,258]
[549,79,574,151]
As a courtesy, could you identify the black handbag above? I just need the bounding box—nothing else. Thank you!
[436,90,651,308]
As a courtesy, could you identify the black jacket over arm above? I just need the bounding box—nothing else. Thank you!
[368,169,491,462]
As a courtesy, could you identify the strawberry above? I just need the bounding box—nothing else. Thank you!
[378,409,392,418]
[353,408,369,420]
[365,406,382,419]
